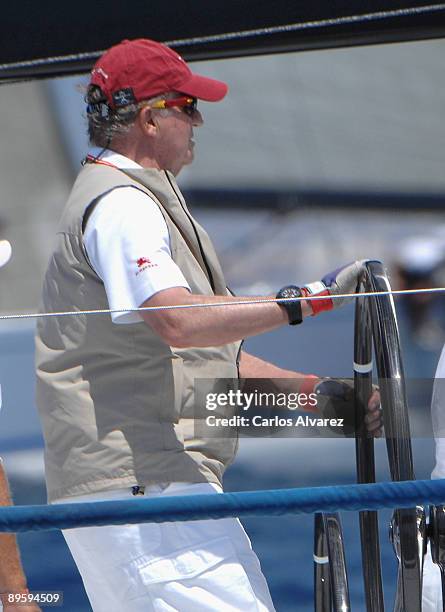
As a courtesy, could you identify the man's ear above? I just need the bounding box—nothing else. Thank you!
[138,106,156,135]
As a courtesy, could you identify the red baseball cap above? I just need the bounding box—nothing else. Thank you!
[90,38,228,108]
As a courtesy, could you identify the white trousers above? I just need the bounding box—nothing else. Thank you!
[56,483,275,612]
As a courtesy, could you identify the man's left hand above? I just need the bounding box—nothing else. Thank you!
[315,378,382,437]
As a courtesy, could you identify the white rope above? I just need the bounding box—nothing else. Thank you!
[0,286,444,322]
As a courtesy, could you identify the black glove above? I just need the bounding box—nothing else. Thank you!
[315,378,381,437]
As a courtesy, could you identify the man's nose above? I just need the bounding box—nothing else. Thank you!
[192,110,203,127]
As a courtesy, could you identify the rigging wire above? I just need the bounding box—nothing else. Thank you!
[0,286,443,322]
[2,3,445,76]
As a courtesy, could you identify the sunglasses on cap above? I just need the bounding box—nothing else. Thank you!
[149,96,198,117]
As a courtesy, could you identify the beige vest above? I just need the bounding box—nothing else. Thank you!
[35,163,241,502]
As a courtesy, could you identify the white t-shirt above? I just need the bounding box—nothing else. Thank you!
[83,149,190,324]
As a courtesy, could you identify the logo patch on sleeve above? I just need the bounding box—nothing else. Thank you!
[136,257,158,275]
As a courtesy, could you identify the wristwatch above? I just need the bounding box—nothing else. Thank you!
[276,285,303,325]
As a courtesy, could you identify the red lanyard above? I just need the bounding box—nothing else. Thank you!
[85,154,119,169]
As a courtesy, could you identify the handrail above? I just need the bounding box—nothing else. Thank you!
[0,478,443,533]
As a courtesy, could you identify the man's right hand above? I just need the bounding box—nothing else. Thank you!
[302,259,377,315]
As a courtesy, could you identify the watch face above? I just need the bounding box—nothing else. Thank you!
[277,285,302,325]
[280,287,300,299]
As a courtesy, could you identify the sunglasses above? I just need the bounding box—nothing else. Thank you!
[150,96,198,117]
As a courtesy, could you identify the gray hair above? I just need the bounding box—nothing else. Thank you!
[85,85,171,147]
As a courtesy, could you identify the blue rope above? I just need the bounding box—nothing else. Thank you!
[1,479,445,533]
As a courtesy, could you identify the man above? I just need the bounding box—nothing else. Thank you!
[35,38,380,611]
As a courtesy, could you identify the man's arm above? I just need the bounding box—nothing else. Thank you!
[239,350,382,436]
[239,350,309,380]
[139,287,303,348]
[0,462,40,611]
[139,261,368,348]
